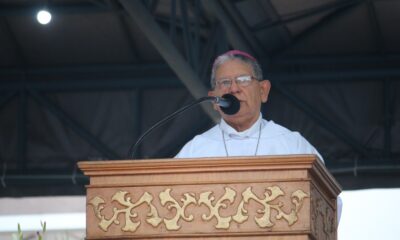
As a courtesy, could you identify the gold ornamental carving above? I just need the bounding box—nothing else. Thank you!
[198,187,236,229]
[88,185,308,233]
[88,191,162,232]
[233,187,308,228]
[159,188,196,230]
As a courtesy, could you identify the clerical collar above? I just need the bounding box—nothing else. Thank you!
[219,114,263,139]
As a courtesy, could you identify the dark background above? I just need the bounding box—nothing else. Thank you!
[1,0,399,197]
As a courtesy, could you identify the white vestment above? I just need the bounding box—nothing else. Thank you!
[176,115,323,161]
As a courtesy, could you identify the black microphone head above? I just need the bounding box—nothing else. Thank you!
[220,94,240,115]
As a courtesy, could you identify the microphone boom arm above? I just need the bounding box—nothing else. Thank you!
[128,96,215,159]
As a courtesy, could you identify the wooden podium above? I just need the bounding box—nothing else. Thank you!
[78,155,341,239]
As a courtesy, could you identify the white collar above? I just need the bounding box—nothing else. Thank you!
[219,114,263,139]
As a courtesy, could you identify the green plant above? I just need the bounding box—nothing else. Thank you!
[12,221,46,240]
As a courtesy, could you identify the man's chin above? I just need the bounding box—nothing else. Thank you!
[221,110,245,120]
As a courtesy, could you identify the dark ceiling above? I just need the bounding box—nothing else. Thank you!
[1,0,399,197]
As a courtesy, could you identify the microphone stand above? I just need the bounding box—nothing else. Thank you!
[128,96,215,159]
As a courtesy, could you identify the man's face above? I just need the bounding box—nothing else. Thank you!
[209,59,271,129]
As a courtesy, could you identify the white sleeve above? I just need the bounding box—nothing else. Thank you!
[337,194,343,224]
[291,132,325,163]
[175,140,193,158]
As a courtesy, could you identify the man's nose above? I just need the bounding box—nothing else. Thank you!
[229,79,240,93]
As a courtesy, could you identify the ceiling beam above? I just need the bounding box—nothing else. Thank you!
[255,0,292,54]
[105,0,141,62]
[383,80,393,158]
[200,22,221,81]
[202,0,253,54]
[252,0,361,31]
[0,77,182,92]
[1,65,400,92]
[366,0,385,53]
[0,91,17,111]
[271,54,400,66]
[0,19,27,67]
[119,0,218,122]
[29,90,121,160]
[180,0,196,69]
[281,0,362,55]
[219,0,266,56]
[268,67,400,83]
[270,80,371,158]
[0,63,172,75]
[16,89,27,172]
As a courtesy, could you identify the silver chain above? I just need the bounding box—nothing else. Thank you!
[221,122,262,156]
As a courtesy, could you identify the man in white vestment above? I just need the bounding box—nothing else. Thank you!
[176,50,322,160]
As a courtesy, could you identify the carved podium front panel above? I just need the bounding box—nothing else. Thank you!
[78,155,341,239]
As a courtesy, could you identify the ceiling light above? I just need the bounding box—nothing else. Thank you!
[36,10,52,25]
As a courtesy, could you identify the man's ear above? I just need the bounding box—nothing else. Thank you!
[208,90,219,111]
[259,80,271,103]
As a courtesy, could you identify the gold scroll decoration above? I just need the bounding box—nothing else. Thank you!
[159,188,197,230]
[233,187,308,228]
[198,187,236,229]
[88,186,308,232]
[88,190,162,232]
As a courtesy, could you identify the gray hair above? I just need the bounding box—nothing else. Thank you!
[210,53,263,89]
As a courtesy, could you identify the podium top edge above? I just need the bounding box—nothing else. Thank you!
[77,155,326,175]
[78,154,319,168]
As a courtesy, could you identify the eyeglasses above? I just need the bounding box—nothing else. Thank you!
[215,75,257,89]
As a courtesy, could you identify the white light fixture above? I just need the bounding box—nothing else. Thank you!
[36,9,52,25]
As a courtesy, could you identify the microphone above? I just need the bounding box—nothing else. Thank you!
[215,94,240,115]
[127,94,240,159]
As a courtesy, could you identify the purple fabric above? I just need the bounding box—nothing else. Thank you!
[213,50,257,68]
